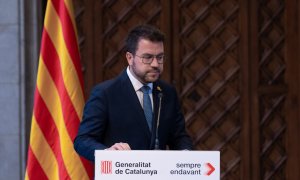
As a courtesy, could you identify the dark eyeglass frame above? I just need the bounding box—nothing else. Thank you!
[134,53,165,64]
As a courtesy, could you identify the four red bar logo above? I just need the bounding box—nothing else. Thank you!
[101,161,112,174]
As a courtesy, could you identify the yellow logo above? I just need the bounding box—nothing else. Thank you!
[157,86,162,91]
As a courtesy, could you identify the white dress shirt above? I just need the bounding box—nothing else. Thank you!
[126,67,153,110]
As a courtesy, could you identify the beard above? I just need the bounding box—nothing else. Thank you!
[130,61,162,84]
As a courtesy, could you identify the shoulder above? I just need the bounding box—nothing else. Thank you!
[90,70,129,96]
[156,79,177,93]
[154,80,180,101]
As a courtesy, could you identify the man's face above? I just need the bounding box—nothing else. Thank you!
[126,39,164,84]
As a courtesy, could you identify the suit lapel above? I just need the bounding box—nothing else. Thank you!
[118,70,152,139]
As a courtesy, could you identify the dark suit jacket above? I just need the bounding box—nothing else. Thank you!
[74,69,192,161]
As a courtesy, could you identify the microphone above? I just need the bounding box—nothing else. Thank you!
[155,92,163,150]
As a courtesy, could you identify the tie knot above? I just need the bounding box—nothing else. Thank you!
[141,86,151,94]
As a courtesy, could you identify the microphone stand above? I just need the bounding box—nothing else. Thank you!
[155,93,163,150]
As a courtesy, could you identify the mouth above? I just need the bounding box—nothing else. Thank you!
[147,71,160,76]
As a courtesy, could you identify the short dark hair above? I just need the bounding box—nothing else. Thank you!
[125,24,165,54]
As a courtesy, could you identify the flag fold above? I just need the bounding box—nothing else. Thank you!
[25,0,93,179]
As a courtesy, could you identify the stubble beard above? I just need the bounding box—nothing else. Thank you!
[130,64,162,84]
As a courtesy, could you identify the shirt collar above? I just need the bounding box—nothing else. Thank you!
[126,66,153,92]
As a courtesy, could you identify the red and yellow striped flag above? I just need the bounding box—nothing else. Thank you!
[25,0,93,179]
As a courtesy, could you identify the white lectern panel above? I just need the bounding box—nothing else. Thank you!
[95,150,220,180]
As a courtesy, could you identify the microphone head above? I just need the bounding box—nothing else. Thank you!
[158,93,163,98]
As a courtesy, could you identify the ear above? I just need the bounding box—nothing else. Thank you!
[126,52,133,65]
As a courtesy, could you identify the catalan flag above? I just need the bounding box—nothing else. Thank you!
[25,0,93,179]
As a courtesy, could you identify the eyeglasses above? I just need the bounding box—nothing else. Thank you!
[135,54,164,64]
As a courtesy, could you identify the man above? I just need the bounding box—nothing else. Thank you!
[74,24,192,162]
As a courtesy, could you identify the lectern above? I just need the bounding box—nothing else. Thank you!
[95,150,220,180]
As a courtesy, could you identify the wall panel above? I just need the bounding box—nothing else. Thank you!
[72,0,300,179]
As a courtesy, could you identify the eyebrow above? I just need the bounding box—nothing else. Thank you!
[142,53,164,56]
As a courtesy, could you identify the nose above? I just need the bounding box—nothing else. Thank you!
[150,57,160,67]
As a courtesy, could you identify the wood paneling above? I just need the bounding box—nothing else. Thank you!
[73,0,300,179]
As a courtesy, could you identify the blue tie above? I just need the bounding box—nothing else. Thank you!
[141,86,153,131]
